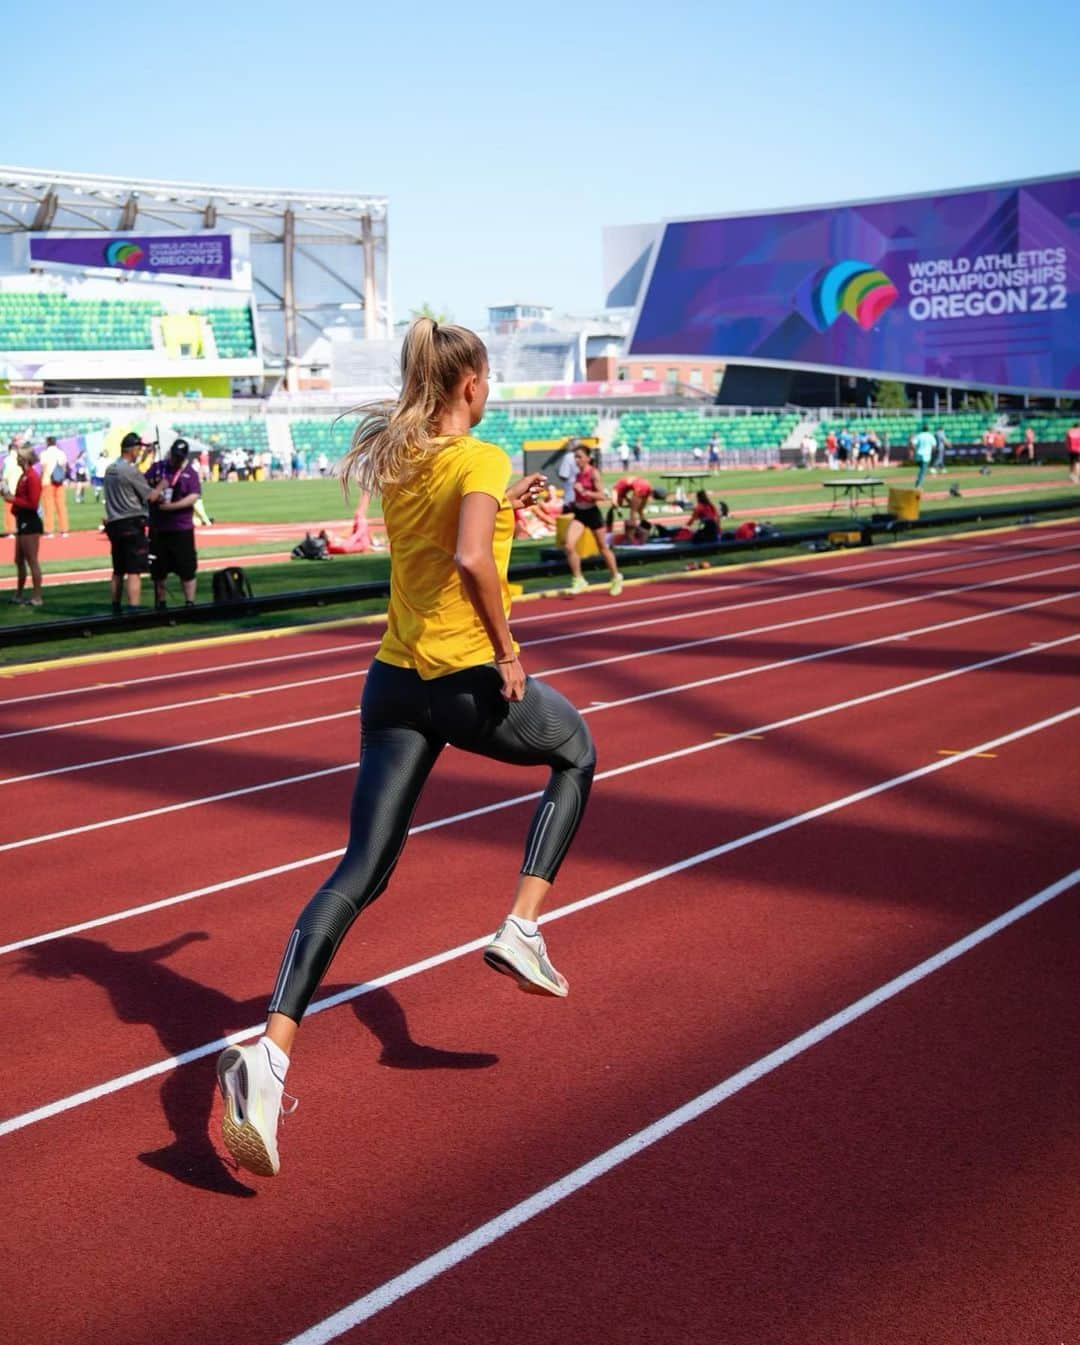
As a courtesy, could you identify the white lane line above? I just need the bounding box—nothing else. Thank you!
[283,863,1080,1345]
[2,588,1074,856]
[0,711,353,788]
[3,537,1074,742]
[0,707,1074,1141]
[3,556,1077,788]
[2,634,1075,958]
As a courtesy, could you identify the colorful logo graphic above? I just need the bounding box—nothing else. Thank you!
[104,241,145,269]
[811,260,899,330]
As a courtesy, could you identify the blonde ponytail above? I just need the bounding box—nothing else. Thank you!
[338,317,488,495]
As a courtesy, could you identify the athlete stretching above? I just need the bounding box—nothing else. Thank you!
[217,318,596,1177]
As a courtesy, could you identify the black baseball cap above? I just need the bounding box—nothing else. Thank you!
[120,432,146,450]
[169,438,190,459]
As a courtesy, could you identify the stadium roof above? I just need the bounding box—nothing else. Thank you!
[0,165,391,378]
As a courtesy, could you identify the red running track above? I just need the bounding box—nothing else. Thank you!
[0,520,1077,1345]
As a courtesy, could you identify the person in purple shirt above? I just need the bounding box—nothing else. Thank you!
[146,438,202,608]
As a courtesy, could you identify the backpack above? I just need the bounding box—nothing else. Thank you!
[50,461,67,485]
[212,566,254,603]
[291,532,329,560]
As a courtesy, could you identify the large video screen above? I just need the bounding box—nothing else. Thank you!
[629,176,1079,393]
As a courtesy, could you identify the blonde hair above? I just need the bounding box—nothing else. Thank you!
[16,444,37,466]
[338,317,488,494]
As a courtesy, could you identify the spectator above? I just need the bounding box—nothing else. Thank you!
[1066,420,1080,486]
[73,446,90,504]
[880,432,891,467]
[824,429,838,470]
[1017,426,1035,464]
[912,426,935,489]
[316,451,330,477]
[146,438,202,609]
[2,439,20,536]
[981,427,995,463]
[992,427,1007,459]
[39,436,70,535]
[856,429,874,469]
[103,432,162,615]
[800,434,817,468]
[92,445,111,501]
[837,427,852,467]
[1,444,44,606]
[632,438,643,463]
[932,426,950,475]
[707,432,722,467]
[616,438,631,470]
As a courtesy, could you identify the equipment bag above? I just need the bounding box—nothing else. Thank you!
[291,532,329,560]
[212,566,254,603]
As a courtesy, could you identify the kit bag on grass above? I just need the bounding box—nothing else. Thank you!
[212,566,254,603]
[291,532,329,560]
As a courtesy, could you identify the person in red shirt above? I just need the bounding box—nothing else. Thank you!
[613,475,653,529]
[0,445,44,606]
[1016,426,1036,464]
[1066,421,1080,485]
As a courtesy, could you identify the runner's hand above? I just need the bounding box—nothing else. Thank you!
[507,474,548,508]
[497,656,526,702]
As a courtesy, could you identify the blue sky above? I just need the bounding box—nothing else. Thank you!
[4,0,1077,329]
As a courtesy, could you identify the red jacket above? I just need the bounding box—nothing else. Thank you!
[12,466,41,513]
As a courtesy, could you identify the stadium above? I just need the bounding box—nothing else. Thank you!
[2,146,1079,1345]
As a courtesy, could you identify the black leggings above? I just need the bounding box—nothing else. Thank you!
[268,658,596,1023]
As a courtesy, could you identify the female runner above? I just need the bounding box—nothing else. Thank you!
[563,444,623,596]
[217,319,597,1177]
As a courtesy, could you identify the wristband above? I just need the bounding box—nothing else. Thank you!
[495,653,519,665]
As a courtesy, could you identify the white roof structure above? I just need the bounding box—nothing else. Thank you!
[0,165,391,383]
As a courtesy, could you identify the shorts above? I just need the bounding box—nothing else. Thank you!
[1069,450,1080,464]
[149,528,197,582]
[569,503,604,531]
[106,517,150,575]
[14,509,43,536]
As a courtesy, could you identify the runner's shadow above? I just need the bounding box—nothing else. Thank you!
[16,934,497,1197]
[351,987,498,1071]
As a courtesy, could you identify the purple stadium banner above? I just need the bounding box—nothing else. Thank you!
[28,232,233,281]
[629,176,1080,393]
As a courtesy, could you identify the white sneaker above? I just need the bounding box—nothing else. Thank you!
[566,575,588,595]
[609,572,624,596]
[484,917,568,997]
[216,1041,297,1177]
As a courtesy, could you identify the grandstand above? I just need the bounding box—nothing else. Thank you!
[173,419,269,457]
[618,408,799,465]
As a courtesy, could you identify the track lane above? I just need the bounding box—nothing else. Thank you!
[1,654,1075,1128]
[2,525,1075,736]
[332,889,1079,1345]
[0,720,1074,1345]
[0,585,1076,951]
[2,546,1076,804]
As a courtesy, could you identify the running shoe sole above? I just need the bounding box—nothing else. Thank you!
[483,942,568,998]
[217,1047,278,1177]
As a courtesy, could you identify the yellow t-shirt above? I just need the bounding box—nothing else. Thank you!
[377,435,516,679]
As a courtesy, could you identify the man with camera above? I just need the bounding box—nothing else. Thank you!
[145,437,202,608]
[103,432,163,615]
